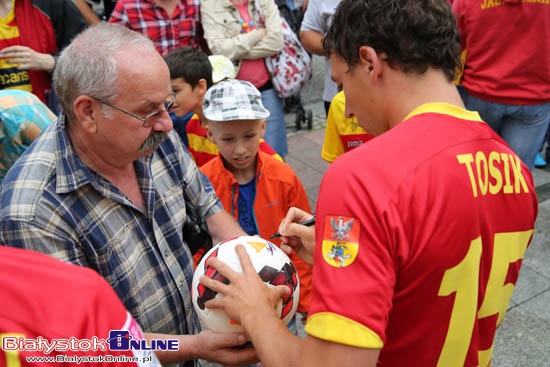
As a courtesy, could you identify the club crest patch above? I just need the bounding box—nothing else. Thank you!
[321,215,360,268]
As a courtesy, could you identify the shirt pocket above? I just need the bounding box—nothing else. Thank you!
[163,184,186,234]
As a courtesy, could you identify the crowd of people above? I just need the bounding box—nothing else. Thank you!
[0,0,547,366]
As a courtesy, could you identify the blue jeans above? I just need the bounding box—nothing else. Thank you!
[459,87,550,170]
[261,88,288,158]
[541,126,550,161]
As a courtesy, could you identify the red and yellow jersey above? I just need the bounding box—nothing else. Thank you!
[0,0,83,105]
[186,114,219,167]
[453,0,550,104]
[0,247,159,366]
[0,6,32,94]
[321,91,373,163]
[306,103,538,367]
[186,113,283,166]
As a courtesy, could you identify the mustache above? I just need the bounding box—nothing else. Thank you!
[139,131,168,153]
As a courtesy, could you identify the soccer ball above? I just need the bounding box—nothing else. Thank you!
[191,235,300,333]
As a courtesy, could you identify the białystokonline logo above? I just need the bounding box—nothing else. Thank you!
[2,318,178,366]
[107,330,179,351]
[2,330,179,353]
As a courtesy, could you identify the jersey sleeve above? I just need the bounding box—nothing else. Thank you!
[305,163,397,348]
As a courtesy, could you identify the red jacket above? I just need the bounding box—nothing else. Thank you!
[201,151,313,313]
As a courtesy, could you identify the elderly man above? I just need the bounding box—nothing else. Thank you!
[0,22,254,366]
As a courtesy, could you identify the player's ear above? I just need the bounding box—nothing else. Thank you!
[359,46,382,79]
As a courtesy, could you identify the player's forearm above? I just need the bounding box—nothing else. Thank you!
[242,311,302,367]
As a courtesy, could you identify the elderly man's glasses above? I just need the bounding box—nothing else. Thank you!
[94,93,176,128]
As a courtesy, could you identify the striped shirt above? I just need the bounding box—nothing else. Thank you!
[0,115,223,339]
[109,0,203,56]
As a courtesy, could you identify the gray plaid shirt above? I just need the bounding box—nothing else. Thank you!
[0,115,222,338]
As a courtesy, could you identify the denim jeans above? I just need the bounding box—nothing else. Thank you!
[261,88,288,158]
[459,87,550,170]
[541,126,550,161]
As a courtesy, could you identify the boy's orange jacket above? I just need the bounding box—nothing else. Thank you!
[201,151,313,313]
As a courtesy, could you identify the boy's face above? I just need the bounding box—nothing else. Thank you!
[207,119,266,175]
[170,77,205,117]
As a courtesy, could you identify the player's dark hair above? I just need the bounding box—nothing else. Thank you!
[164,46,214,88]
[323,0,461,82]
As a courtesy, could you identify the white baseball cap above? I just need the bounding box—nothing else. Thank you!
[208,55,236,84]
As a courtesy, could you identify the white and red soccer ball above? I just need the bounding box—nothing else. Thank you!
[191,236,300,333]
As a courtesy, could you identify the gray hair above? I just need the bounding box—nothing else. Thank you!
[53,22,157,123]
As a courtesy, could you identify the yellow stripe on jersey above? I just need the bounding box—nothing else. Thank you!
[305,312,384,349]
[404,102,483,123]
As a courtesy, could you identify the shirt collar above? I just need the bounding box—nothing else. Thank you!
[403,102,483,122]
[54,114,99,193]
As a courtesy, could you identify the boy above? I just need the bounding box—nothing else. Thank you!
[200,79,313,326]
[163,47,281,166]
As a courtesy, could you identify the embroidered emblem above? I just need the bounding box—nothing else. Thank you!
[321,215,360,268]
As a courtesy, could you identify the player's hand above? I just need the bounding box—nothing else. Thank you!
[195,330,259,365]
[278,207,315,265]
[200,245,290,328]
[0,46,55,72]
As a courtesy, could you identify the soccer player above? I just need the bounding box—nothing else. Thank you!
[0,246,161,366]
[197,0,539,366]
